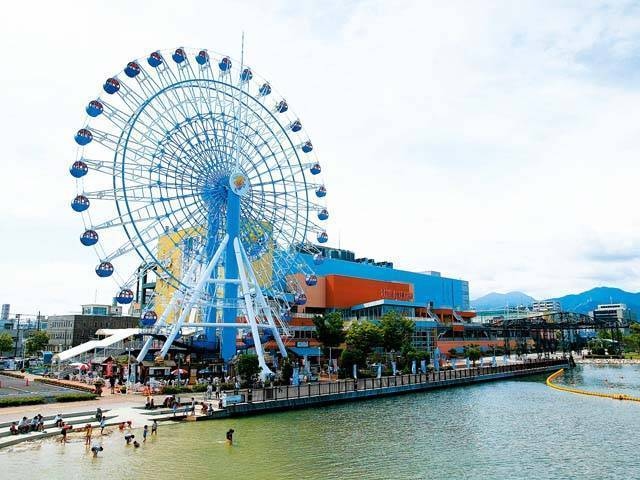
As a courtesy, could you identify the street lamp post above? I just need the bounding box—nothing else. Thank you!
[328,346,333,381]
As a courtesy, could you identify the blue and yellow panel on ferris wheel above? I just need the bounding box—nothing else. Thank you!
[124,61,141,78]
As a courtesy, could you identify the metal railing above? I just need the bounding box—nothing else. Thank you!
[220,359,567,405]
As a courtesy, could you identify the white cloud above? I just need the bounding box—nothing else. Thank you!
[1,0,640,314]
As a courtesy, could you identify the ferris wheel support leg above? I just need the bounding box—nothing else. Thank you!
[158,235,229,360]
[238,243,288,360]
[233,238,273,379]
[136,254,202,363]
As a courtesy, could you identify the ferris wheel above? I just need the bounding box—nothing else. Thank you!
[70,46,329,376]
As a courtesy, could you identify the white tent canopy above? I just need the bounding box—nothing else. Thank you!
[52,328,141,363]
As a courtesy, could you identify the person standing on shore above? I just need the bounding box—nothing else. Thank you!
[84,424,92,445]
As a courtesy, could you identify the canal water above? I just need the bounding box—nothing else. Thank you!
[2,364,639,479]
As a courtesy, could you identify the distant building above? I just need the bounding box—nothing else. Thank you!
[81,304,122,316]
[531,300,561,312]
[592,304,636,325]
[46,312,138,353]
[1,304,9,321]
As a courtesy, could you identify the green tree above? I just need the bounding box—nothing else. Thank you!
[236,353,261,381]
[339,348,365,373]
[465,344,482,367]
[25,331,49,356]
[379,311,414,352]
[279,358,293,385]
[313,312,346,348]
[0,332,13,355]
[346,321,383,356]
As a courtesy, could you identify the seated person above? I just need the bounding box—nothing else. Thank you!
[9,422,18,435]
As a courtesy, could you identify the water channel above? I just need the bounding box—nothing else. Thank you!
[2,364,639,479]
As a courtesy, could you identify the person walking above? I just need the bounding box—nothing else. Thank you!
[225,428,234,445]
[99,416,106,435]
[143,425,149,443]
[151,420,158,436]
[109,376,116,394]
[206,383,212,400]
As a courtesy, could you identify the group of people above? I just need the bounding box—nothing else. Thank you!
[9,414,45,435]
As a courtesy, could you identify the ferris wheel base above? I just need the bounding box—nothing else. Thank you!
[141,234,287,380]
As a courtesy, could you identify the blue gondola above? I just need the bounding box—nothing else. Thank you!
[318,209,329,221]
[103,78,120,94]
[86,100,103,117]
[295,293,307,305]
[290,120,302,132]
[240,67,253,82]
[219,56,232,71]
[95,261,114,278]
[75,128,93,146]
[258,83,271,96]
[313,253,325,265]
[315,185,326,198]
[70,160,88,178]
[116,288,134,304]
[317,231,328,243]
[281,310,292,322]
[80,229,98,246]
[305,274,318,286]
[195,50,209,65]
[301,141,313,153]
[172,48,186,63]
[71,195,90,212]
[124,61,141,78]
[275,100,288,113]
[310,163,321,175]
[147,51,163,67]
[140,310,157,327]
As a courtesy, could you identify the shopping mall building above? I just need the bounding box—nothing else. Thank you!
[262,246,478,358]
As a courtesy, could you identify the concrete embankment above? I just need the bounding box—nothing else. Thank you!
[203,360,568,420]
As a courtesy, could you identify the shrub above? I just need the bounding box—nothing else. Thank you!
[55,393,97,403]
[0,396,45,407]
[191,384,208,393]
[162,386,193,395]
[0,371,25,379]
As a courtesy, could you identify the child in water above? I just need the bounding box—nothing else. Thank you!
[226,429,235,445]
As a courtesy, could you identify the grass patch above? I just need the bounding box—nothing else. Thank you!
[55,393,97,403]
[0,396,46,407]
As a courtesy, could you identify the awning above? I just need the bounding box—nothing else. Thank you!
[288,347,322,357]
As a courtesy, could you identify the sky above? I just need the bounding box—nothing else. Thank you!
[1,0,640,315]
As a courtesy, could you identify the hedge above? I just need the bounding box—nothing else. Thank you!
[0,396,45,407]
[161,386,192,394]
[55,393,97,403]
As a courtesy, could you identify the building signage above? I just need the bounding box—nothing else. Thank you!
[296,341,309,347]
[379,288,413,301]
